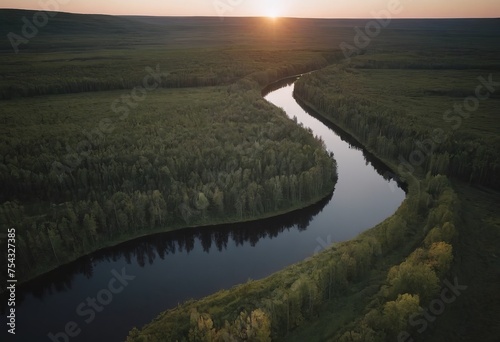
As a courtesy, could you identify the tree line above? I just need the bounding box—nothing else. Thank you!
[0,50,341,100]
[0,86,337,282]
[125,173,460,341]
[293,66,500,190]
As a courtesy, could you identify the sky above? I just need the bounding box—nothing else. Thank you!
[1,0,499,18]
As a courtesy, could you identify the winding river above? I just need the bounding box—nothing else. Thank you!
[1,76,405,341]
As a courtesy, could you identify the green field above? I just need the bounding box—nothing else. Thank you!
[1,9,500,342]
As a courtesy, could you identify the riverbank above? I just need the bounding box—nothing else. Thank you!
[124,47,498,340]
[1,67,408,342]
[2,11,364,289]
[125,142,442,341]
[13,184,336,287]
[287,54,499,341]
[0,56,342,286]
[125,74,435,342]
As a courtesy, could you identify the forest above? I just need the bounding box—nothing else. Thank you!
[0,11,350,283]
[0,84,337,281]
[293,60,500,189]
[1,9,499,342]
[125,24,500,342]
[126,170,460,341]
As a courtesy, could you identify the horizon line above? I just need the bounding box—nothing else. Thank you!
[1,8,499,20]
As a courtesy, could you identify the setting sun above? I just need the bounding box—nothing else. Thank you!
[267,13,278,19]
[262,1,285,19]
[266,9,279,19]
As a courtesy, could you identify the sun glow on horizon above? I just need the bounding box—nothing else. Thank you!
[0,0,499,18]
[263,1,285,19]
[267,12,278,19]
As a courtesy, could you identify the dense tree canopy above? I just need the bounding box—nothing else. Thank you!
[294,64,500,190]
[0,85,337,281]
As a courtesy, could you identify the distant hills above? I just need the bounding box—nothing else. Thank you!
[0,9,156,35]
[0,9,499,53]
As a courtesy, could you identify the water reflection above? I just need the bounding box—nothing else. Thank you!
[261,76,299,96]
[294,96,408,192]
[264,75,407,192]
[3,192,332,309]
[0,76,405,342]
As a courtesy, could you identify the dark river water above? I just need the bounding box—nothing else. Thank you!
[1,77,405,341]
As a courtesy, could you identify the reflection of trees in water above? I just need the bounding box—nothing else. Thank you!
[263,75,406,192]
[261,76,298,97]
[293,94,408,192]
[6,192,332,307]
[7,79,405,310]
